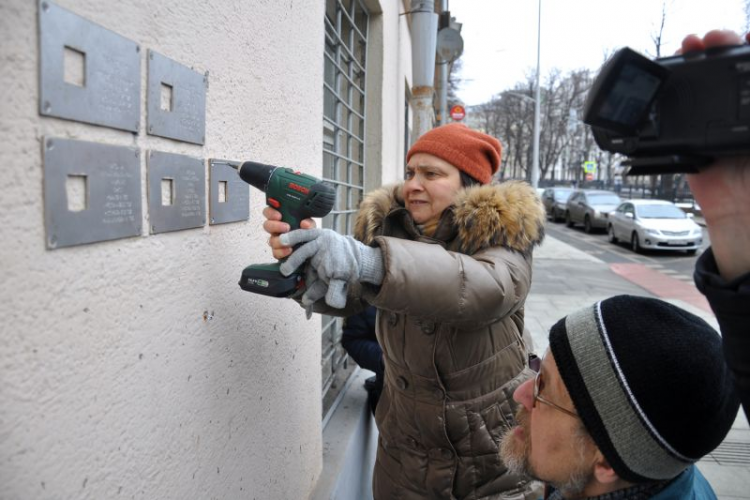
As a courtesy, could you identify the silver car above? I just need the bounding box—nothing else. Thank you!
[606,199,703,254]
[565,190,621,233]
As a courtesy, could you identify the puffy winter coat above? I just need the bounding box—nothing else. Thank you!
[310,181,546,499]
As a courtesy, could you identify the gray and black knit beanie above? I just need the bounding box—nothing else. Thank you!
[548,295,739,483]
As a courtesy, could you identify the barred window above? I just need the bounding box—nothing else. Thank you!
[321,0,369,422]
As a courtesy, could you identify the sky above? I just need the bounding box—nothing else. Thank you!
[449,0,747,106]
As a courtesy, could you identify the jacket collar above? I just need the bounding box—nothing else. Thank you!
[545,476,674,500]
[353,181,545,255]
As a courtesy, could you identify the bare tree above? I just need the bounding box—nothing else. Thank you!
[649,0,673,198]
[649,1,668,58]
[485,89,533,180]
[537,69,595,182]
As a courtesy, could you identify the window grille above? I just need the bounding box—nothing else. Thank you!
[321,0,369,422]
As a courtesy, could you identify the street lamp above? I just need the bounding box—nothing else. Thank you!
[500,0,541,188]
[531,0,542,189]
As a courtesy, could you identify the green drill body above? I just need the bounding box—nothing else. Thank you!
[230,161,336,297]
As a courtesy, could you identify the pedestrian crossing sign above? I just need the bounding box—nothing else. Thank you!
[582,161,597,174]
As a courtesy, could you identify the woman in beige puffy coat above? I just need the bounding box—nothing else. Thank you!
[265,123,546,499]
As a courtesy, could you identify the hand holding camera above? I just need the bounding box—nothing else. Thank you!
[681,30,750,282]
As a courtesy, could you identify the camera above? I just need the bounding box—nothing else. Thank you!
[583,44,750,175]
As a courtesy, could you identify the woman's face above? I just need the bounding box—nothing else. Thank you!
[402,153,463,226]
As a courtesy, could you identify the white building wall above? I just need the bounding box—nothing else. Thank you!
[363,0,413,191]
[0,1,329,499]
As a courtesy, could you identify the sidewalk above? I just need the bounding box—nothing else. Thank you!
[526,234,750,499]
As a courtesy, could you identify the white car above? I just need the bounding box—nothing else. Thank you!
[607,199,703,254]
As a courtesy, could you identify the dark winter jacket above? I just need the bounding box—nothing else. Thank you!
[342,306,384,412]
[694,248,750,419]
[342,305,382,378]
[307,181,546,499]
[650,466,717,500]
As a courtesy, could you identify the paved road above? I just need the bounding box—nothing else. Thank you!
[544,220,710,285]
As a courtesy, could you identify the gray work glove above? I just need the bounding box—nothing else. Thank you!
[301,265,327,309]
[291,264,325,319]
[279,228,384,308]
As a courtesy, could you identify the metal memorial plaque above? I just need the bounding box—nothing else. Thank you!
[43,138,142,249]
[147,50,207,145]
[38,1,141,132]
[147,151,205,234]
[209,160,249,225]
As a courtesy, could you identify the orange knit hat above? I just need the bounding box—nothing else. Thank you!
[406,123,502,185]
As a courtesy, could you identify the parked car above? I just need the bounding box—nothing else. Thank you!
[541,187,574,222]
[565,190,621,233]
[606,199,703,254]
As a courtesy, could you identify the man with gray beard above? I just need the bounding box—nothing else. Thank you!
[500,295,739,500]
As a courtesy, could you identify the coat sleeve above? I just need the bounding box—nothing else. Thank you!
[366,236,532,328]
[694,247,750,419]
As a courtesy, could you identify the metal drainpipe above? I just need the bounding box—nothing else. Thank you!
[409,0,438,142]
[438,60,447,126]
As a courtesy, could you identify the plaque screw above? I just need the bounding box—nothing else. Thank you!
[46,139,54,150]
[135,150,139,158]
[49,236,57,248]
[136,45,140,53]
[44,101,51,113]
[151,225,156,232]
[42,2,49,11]
[148,125,153,133]
[211,218,215,224]
[149,52,153,60]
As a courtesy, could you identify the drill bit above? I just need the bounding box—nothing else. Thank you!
[211,160,241,170]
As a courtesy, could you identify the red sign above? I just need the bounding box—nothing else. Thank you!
[585,173,595,181]
[450,105,466,121]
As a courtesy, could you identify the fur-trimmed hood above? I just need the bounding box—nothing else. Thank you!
[353,181,545,254]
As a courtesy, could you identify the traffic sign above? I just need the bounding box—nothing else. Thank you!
[450,104,465,121]
[582,161,597,174]
[437,28,464,64]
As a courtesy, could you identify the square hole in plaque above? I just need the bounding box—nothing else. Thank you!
[218,181,227,203]
[66,174,88,211]
[161,178,175,206]
[63,46,86,87]
[161,83,173,112]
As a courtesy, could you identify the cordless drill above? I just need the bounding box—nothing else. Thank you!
[228,161,336,297]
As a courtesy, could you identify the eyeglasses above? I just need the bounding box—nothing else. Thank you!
[533,354,579,419]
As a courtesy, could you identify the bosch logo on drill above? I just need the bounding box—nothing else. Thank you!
[288,183,310,195]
